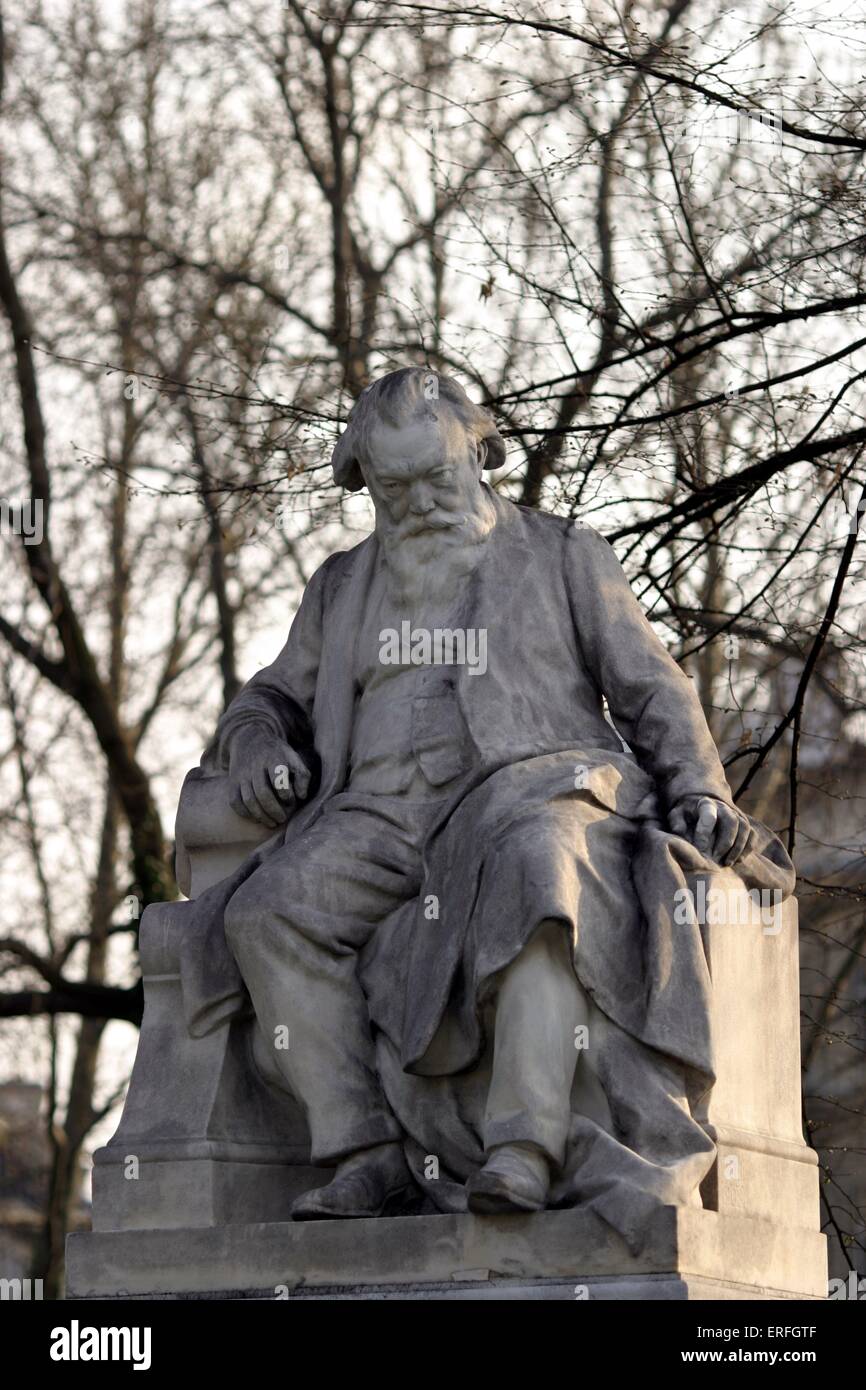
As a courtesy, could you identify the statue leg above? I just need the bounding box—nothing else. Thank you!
[224,801,427,1166]
[469,917,586,1213]
[227,884,403,1160]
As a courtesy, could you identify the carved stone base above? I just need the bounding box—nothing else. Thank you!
[91,1151,328,1232]
[66,1206,827,1301]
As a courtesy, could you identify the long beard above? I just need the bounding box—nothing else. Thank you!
[378,505,495,610]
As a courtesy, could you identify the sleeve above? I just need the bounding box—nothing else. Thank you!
[201,554,335,772]
[565,524,734,811]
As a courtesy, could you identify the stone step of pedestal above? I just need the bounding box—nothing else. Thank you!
[66,1204,827,1301]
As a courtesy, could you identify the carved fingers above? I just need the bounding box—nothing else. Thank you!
[669,795,754,867]
[666,803,691,841]
[228,734,311,828]
[692,798,719,854]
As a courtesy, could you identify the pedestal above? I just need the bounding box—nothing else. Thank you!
[67,1206,826,1300]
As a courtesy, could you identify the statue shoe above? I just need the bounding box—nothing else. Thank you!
[466,1142,550,1215]
[291,1142,416,1221]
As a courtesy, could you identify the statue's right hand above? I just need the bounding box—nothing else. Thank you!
[227,730,311,828]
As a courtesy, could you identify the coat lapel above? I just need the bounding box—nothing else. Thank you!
[285,534,379,840]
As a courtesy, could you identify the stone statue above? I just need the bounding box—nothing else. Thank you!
[175,366,794,1236]
[67,368,827,1299]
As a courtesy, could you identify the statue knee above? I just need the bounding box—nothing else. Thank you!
[224,863,310,952]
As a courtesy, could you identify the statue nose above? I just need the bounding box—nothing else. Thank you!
[410,489,435,514]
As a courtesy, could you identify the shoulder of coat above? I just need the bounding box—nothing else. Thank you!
[318,534,377,598]
[508,501,603,540]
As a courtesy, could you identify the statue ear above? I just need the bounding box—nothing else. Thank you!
[331,434,365,492]
[481,428,506,471]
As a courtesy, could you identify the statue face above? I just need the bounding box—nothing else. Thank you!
[362,415,486,540]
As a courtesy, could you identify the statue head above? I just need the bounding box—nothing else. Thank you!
[330,368,506,496]
[331,370,503,599]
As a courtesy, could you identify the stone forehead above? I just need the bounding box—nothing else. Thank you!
[362,413,473,473]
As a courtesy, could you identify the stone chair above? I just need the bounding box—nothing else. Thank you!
[66,767,828,1300]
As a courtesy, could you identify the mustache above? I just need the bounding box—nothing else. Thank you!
[399,513,464,536]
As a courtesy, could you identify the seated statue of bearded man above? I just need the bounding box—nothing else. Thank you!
[186,367,793,1234]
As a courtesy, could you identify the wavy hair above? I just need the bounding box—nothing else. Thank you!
[330,368,506,492]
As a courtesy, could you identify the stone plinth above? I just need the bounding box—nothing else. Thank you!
[67,1205,826,1301]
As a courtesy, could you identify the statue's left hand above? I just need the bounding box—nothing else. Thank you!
[668,795,754,867]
